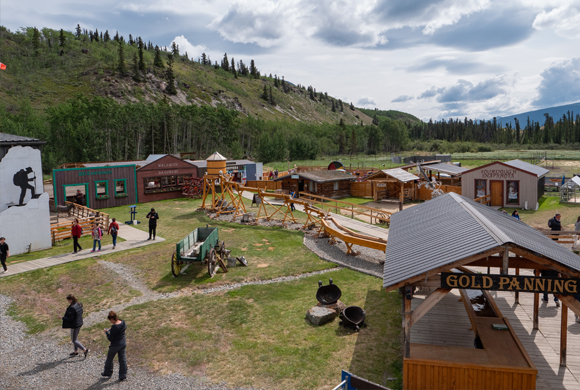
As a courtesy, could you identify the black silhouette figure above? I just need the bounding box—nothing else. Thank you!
[13,167,38,206]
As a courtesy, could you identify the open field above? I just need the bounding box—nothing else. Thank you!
[100,198,336,293]
[0,258,142,333]
[83,268,402,390]
[502,195,580,229]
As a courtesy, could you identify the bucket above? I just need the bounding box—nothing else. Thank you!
[227,257,237,268]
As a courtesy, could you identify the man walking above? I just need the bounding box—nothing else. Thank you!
[541,269,561,307]
[146,208,159,240]
[0,237,9,274]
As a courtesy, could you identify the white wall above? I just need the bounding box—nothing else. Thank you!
[0,193,52,255]
[0,146,44,213]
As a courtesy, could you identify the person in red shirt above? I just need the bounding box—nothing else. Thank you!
[71,219,83,254]
[108,218,120,249]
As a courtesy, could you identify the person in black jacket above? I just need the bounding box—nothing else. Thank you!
[548,213,562,241]
[102,310,127,381]
[541,269,561,307]
[146,208,159,240]
[61,294,89,358]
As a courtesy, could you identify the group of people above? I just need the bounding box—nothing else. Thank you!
[267,169,279,180]
[61,294,128,381]
[71,218,120,254]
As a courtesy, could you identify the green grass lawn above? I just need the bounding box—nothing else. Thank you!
[501,195,580,229]
[84,268,402,390]
[100,198,336,293]
[0,258,142,333]
[6,234,124,265]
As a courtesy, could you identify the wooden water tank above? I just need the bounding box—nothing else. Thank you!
[206,151,227,176]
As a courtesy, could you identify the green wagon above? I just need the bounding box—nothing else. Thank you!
[171,226,227,277]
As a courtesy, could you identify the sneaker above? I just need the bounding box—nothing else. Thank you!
[97,249,101,252]
[147,238,151,241]
[84,349,89,359]
[113,246,116,249]
[91,250,95,252]
[119,377,126,382]
[73,251,77,254]
[153,237,156,240]
[70,352,79,356]
[101,372,112,377]
[556,301,561,307]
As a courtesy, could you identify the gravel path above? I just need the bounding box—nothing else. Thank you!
[303,234,384,279]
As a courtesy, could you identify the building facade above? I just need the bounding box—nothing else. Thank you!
[136,155,198,202]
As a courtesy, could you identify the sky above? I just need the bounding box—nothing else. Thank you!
[3,0,580,121]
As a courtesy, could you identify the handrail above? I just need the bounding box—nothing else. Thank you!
[298,192,390,225]
[64,201,110,230]
[474,194,491,205]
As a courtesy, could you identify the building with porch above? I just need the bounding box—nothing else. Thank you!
[273,170,355,198]
[461,160,549,209]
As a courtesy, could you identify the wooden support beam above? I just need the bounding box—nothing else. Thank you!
[410,288,451,326]
[515,268,520,305]
[502,247,509,275]
[561,301,568,367]
[411,275,441,288]
[555,294,580,319]
[403,285,412,358]
[533,269,539,330]
[510,246,580,278]
[459,289,478,336]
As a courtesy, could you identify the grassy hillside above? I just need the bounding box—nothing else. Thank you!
[358,108,421,125]
[0,26,376,125]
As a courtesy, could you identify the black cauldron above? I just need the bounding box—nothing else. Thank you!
[316,279,341,305]
[339,306,366,332]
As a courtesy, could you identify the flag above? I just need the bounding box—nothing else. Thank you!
[0,62,6,70]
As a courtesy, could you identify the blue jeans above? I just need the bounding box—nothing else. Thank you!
[93,240,101,251]
[103,345,127,379]
[111,233,117,246]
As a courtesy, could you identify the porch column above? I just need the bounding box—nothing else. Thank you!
[561,301,568,367]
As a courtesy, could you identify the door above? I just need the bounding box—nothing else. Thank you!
[490,181,503,207]
[298,180,304,193]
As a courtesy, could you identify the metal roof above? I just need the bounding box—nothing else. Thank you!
[274,170,354,183]
[187,159,256,168]
[83,160,149,168]
[145,154,168,161]
[424,163,468,176]
[571,176,580,187]
[382,168,419,183]
[503,159,549,178]
[0,133,45,145]
[206,151,227,161]
[383,192,580,289]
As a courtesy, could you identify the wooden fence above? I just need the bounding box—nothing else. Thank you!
[50,202,110,244]
[246,180,282,190]
[474,194,491,205]
[350,182,373,197]
[298,192,391,225]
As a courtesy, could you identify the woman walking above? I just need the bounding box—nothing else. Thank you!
[61,294,89,358]
[71,219,83,254]
[102,311,127,381]
[108,218,120,249]
[91,223,102,252]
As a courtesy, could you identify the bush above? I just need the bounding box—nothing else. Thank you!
[478,145,492,152]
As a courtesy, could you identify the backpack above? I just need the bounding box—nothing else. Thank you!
[548,219,553,228]
[111,225,118,234]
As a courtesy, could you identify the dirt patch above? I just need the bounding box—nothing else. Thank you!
[257,264,269,268]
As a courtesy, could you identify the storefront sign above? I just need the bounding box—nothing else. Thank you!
[79,170,112,177]
[291,175,299,179]
[480,169,517,179]
[158,162,179,168]
[158,170,179,175]
[441,272,579,294]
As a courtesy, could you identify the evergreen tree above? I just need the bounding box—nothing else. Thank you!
[214,60,219,69]
[129,34,134,45]
[114,31,119,42]
[231,58,237,78]
[171,41,179,56]
[331,100,336,112]
[350,102,355,110]
[221,53,229,71]
[281,76,286,92]
[166,54,177,95]
[89,31,94,42]
[154,46,164,68]
[262,85,268,101]
[515,118,521,144]
[138,38,145,72]
[104,30,110,42]
[117,39,127,76]
[75,24,81,39]
[201,53,208,65]
[100,32,103,41]
[32,27,40,55]
[339,99,343,111]
[269,86,275,105]
[274,75,279,88]
[94,28,99,42]
[349,128,357,155]
[372,114,379,126]
[59,29,66,48]
[249,60,257,78]
[132,52,141,82]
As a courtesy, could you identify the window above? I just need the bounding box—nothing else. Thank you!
[308,181,317,193]
[506,181,519,205]
[475,179,487,198]
[94,180,109,200]
[334,181,339,191]
[114,179,128,198]
[144,176,183,194]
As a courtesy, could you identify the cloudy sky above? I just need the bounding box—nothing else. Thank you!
[3,0,580,120]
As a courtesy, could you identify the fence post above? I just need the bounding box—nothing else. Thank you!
[351,205,353,219]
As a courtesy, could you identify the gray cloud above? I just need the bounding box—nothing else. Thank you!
[357,97,377,106]
[533,58,580,107]
[419,87,438,99]
[418,77,507,103]
[392,95,414,103]
[407,57,503,74]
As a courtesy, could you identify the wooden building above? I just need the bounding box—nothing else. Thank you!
[53,165,138,209]
[462,160,549,208]
[274,170,354,198]
[365,168,419,203]
[136,154,198,202]
[384,193,580,390]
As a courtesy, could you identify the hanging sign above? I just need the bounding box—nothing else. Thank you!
[441,272,579,295]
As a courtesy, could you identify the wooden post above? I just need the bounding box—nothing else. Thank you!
[403,285,412,358]
[533,269,540,330]
[561,301,568,367]
[502,247,509,275]
[514,268,520,305]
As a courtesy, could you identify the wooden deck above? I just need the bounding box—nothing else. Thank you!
[411,268,580,389]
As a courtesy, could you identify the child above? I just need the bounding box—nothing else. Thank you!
[0,237,9,274]
[91,223,103,252]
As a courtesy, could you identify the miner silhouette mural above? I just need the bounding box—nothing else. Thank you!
[13,167,39,206]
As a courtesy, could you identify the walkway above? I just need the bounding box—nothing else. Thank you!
[241,191,389,239]
[411,267,580,390]
[0,223,165,277]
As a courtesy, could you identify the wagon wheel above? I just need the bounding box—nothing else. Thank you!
[207,248,217,278]
[236,256,248,267]
[218,257,228,273]
[218,241,226,257]
[171,250,182,277]
[376,212,389,225]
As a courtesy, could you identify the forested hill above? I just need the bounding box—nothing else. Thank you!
[0,26,371,125]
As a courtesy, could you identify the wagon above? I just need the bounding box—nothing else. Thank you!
[171,226,228,277]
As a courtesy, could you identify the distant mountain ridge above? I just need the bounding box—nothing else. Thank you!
[495,102,580,126]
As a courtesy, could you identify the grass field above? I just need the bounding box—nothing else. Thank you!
[100,198,336,293]
[0,258,142,333]
[501,195,580,229]
[83,269,402,390]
